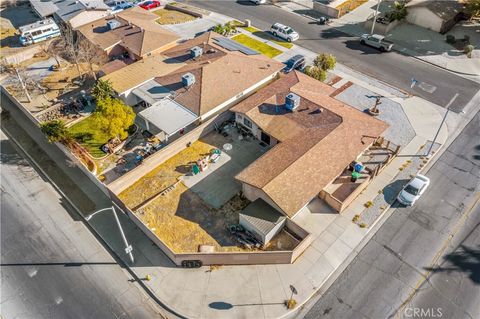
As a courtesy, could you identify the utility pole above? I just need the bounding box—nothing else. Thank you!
[425,93,459,157]
[370,0,382,34]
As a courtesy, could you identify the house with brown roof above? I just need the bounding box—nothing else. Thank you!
[101,31,284,140]
[76,7,180,61]
[232,71,388,218]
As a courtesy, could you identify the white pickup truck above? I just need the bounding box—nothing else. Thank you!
[360,34,394,52]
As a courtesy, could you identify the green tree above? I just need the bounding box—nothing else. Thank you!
[305,65,327,82]
[314,53,336,71]
[93,97,135,140]
[212,24,225,35]
[465,0,480,18]
[40,120,72,143]
[92,79,113,101]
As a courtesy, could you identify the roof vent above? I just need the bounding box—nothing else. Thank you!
[190,46,203,59]
[107,19,121,30]
[182,73,195,87]
[285,93,300,111]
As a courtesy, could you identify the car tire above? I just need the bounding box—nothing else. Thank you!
[360,40,365,45]
[287,38,292,42]
[380,46,386,52]
[272,31,277,37]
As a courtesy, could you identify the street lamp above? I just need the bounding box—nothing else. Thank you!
[85,206,135,264]
[425,93,459,157]
[370,0,382,35]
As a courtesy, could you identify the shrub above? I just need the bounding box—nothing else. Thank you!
[91,79,113,101]
[446,34,456,44]
[364,201,374,208]
[286,299,297,309]
[305,65,327,82]
[352,214,360,222]
[359,223,368,228]
[40,120,72,143]
[314,53,336,71]
[464,44,474,58]
[94,97,135,140]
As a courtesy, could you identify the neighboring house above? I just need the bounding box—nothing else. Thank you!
[405,0,465,33]
[232,71,388,218]
[30,0,111,29]
[76,7,180,61]
[101,31,284,140]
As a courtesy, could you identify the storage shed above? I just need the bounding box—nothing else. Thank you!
[239,199,286,245]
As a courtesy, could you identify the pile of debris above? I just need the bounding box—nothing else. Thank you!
[228,224,262,250]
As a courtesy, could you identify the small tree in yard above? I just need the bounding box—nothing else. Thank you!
[40,120,72,143]
[314,53,336,72]
[92,79,114,101]
[465,0,480,19]
[57,25,83,79]
[305,65,327,82]
[40,38,62,69]
[78,37,107,80]
[1,59,32,102]
[93,97,135,140]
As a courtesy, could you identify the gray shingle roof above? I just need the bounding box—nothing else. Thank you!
[30,0,109,22]
[240,199,286,237]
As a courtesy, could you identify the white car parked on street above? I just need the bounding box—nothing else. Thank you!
[397,174,430,206]
[270,23,299,42]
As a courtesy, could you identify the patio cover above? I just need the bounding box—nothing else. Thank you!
[139,99,198,136]
[132,79,171,106]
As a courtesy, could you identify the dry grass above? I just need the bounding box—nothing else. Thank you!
[154,8,196,25]
[336,0,369,17]
[0,27,16,48]
[119,139,214,208]
[40,63,96,100]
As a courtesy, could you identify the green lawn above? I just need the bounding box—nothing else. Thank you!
[231,34,282,58]
[234,22,293,49]
[68,116,109,159]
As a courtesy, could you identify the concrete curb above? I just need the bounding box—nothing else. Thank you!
[0,127,186,319]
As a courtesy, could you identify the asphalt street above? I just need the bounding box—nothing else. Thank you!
[183,0,479,112]
[299,112,480,319]
[0,132,163,319]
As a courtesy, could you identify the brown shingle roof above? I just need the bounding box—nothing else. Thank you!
[152,32,285,117]
[234,71,389,217]
[77,7,179,57]
[101,54,185,93]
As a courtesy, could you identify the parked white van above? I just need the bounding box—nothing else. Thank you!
[19,19,60,46]
[270,23,299,42]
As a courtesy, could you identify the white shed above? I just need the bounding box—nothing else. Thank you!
[239,199,286,245]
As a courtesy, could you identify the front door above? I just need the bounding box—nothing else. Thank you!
[260,131,271,145]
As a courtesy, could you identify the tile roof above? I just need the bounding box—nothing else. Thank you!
[233,71,389,217]
[77,7,179,57]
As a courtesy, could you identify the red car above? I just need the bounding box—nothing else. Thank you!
[139,0,160,10]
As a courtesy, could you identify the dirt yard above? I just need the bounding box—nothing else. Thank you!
[154,8,196,25]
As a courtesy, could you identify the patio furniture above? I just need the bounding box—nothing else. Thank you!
[223,143,232,152]
[210,153,220,163]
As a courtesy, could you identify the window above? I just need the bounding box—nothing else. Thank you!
[243,117,252,128]
[32,31,41,36]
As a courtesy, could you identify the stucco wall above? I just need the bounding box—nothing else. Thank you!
[406,7,443,32]
[313,2,340,18]
[242,183,285,214]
